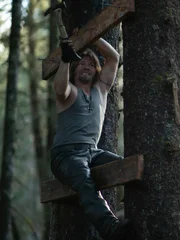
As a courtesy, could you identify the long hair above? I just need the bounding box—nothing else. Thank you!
[70,48,102,85]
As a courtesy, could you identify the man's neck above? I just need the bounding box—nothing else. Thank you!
[75,82,92,96]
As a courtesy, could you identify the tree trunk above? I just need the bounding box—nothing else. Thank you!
[47,0,57,157]
[123,1,180,239]
[98,26,120,213]
[49,0,120,239]
[27,2,51,240]
[11,216,21,240]
[0,0,22,239]
[42,0,59,239]
[27,0,45,182]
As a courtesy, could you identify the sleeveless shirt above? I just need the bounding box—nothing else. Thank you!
[52,87,106,148]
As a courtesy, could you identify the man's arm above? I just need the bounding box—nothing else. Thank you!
[53,61,72,100]
[54,40,76,100]
[93,38,120,92]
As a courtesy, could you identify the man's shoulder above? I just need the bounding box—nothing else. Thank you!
[56,84,78,113]
[93,81,109,95]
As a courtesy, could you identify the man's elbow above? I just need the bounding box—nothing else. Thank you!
[114,52,120,62]
[108,52,120,63]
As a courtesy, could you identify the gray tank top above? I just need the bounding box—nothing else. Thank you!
[52,87,105,148]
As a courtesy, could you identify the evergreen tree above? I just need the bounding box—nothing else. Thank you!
[0,0,22,239]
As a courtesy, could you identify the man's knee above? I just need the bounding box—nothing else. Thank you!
[91,150,123,167]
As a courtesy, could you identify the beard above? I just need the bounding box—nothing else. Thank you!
[79,73,94,84]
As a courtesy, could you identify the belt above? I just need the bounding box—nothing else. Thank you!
[57,143,96,151]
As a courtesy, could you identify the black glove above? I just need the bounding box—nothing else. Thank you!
[60,39,75,63]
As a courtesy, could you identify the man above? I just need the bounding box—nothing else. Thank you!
[50,38,132,239]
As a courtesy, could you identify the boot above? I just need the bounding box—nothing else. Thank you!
[105,219,133,240]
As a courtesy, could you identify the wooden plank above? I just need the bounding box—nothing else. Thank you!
[42,0,135,80]
[41,154,144,203]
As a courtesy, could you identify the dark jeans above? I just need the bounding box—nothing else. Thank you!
[51,144,123,239]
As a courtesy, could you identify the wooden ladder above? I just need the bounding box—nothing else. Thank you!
[41,155,143,203]
[42,0,135,80]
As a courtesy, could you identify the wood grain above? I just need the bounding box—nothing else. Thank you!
[41,154,143,203]
[42,0,135,79]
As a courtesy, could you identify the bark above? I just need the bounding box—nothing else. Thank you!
[98,25,120,219]
[123,0,180,239]
[47,0,57,157]
[27,0,45,182]
[42,0,59,239]
[0,0,22,239]
[27,2,51,240]
[49,0,120,239]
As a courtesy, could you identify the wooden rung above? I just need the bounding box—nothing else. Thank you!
[41,154,144,203]
[42,0,135,80]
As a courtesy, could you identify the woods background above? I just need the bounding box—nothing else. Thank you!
[0,0,124,239]
[1,0,180,240]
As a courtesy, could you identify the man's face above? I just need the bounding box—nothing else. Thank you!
[74,56,96,84]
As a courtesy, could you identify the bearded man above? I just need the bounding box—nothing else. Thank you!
[50,38,132,240]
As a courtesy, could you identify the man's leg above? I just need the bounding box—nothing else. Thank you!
[90,149,123,168]
[89,149,134,239]
[51,148,127,239]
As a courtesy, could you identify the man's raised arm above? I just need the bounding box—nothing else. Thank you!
[53,40,75,100]
[54,61,71,100]
[93,38,120,92]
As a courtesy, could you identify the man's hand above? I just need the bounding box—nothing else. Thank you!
[60,27,80,63]
[60,39,76,63]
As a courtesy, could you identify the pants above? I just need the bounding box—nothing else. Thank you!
[51,144,123,238]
